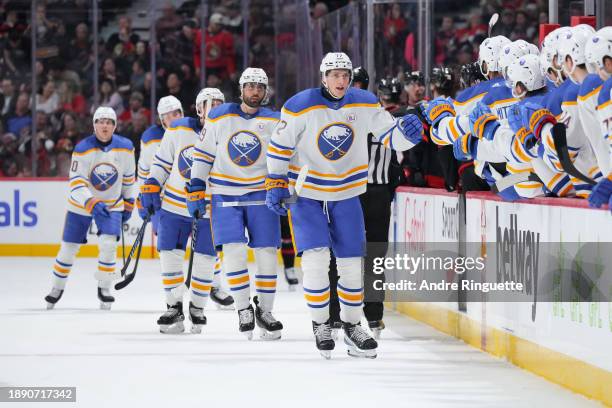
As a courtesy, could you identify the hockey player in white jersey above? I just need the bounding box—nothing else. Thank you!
[586,27,612,210]
[140,88,229,334]
[265,52,423,358]
[136,96,183,233]
[45,107,136,310]
[188,68,284,340]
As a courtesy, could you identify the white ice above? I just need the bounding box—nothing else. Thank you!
[0,257,601,408]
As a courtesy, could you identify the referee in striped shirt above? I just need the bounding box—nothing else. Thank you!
[328,68,405,338]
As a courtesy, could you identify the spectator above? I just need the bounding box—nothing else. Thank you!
[383,4,407,72]
[0,132,22,177]
[98,79,123,116]
[59,81,87,117]
[155,1,183,39]
[36,79,60,115]
[6,92,31,139]
[118,91,150,126]
[194,13,236,80]
[121,112,148,159]
[99,57,128,91]
[33,110,55,150]
[165,72,192,112]
[53,137,74,177]
[130,59,147,93]
[106,16,140,56]
[67,23,93,79]
[175,20,196,68]
[496,9,515,38]
[456,12,487,46]
[0,78,17,117]
[3,28,30,79]
[435,16,456,65]
[312,2,329,19]
[511,10,537,42]
[56,112,83,145]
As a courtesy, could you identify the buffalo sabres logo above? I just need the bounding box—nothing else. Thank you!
[227,131,261,167]
[317,123,354,161]
[178,145,194,179]
[90,162,118,191]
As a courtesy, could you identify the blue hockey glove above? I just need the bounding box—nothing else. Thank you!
[140,179,162,214]
[469,108,500,141]
[589,177,612,208]
[136,194,147,220]
[265,175,290,216]
[185,179,207,218]
[425,97,455,128]
[122,198,134,223]
[520,102,556,140]
[399,114,424,145]
[453,133,478,161]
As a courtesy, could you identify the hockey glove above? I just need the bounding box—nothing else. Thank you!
[588,177,612,208]
[469,108,499,141]
[136,194,147,220]
[140,179,162,214]
[399,114,424,145]
[521,102,556,140]
[265,175,290,216]
[185,179,207,218]
[90,201,110,226]
[453,133,478,161]
[507,104,524,134]
[425,97,455,128]
[122,198,134,223]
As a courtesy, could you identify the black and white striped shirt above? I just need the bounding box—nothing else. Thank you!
[366,105,405,185]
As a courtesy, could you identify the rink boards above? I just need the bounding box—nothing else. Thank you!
[392,186,612,406]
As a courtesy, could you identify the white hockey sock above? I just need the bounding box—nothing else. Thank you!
[190,253,215,308]
[336,257,364,324]
[95,234,119,283]
[253,247,278,312]
[301,247,331,324]
[212,255,222,289]
[223,243,250,310]
[51,241,80,290]
[160,249,185,305]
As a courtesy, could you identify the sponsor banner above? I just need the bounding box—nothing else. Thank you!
[465,193,612,372]
[0,180,152,247]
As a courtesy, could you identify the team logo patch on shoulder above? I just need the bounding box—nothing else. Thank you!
[317,123,354,161]
[227,131,262,166]
[90,162,118,191]
[178,145,194,179]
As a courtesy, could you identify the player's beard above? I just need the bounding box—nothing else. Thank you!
[243,94,263,108]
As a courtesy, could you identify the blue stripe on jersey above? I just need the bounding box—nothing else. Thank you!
[287,171,368,187]
[193,157,214,166]
[269,140,294,151]
[71,185,87,193]
[153,163,171,174]
[155,155,173,167]
[194,146,215,158]
[266,153,290,162]
[164,190,186,203]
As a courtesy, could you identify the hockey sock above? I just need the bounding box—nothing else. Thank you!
[95,234,119,283]
[253,247,278,312]
[336,257,364,324]
[223,243,250,310]
[190,253,215,308]
[301,247,331,323]
[51,241,80,289]
[160,249,185,305]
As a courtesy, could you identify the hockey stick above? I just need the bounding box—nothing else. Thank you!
[488,13,499,37]
[217,165,309,207]
[184,215,199,290]
[121,225,126,266]
[114,213,150,290]
[551,123,596,185]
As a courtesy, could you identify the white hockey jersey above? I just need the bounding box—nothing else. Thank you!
[578,74,609,175]
[596,77,612,173]
[149,117,206,218]
[137,124,164,182]
[267,87,418,201]
[191,103,280,196]
[68,134,136,216]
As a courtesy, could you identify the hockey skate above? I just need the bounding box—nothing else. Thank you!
[283,267,298,291]
[45,288,64,310]
[343,322,378,359]
[210,287,234,310]
[97,287,115,310]
[188,302,207,334]
[157,302,185,334]
[237,305,255,340]
[368,320,385,340]
[312,320,335,360]
[253,296,283,340]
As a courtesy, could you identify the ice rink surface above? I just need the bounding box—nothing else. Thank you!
[0,257,601,408]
